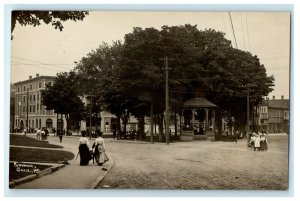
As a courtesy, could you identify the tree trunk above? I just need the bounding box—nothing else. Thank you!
[139,115,145,141]
[150,98,154,143]
[174,112,178,141]
[95,112,98,131]
[117,115,121,140]
[158,114,164,142]
[215,110,222,136]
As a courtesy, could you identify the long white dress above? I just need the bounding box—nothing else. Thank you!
[94,137,109,164]
[254,136,261,148]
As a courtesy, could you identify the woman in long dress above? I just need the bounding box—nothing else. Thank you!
[78,132,92,166]
[254,134,261,151]
[94,132,109,166]
[260,132,268,151]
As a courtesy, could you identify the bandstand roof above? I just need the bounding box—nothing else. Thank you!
[183,98,217,108]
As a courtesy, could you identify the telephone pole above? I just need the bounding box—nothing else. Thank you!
[246,85,250,143]
[26,88,29,129]
[165,57,170,145]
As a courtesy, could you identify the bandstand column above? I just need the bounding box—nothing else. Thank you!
[192,108,195,134]
[205,108,209,132]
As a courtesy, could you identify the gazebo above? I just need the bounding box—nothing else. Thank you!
[180,98,217,141]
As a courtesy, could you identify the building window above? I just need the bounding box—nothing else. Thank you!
[36,119,38,128]
[18,87,20,92]
[37,94,39,100]
[23,96,26,102]
[39,119,41,128]
[30,84,32,90]
[32,120,34,128]
[48,82,52,86]
[23,106,25,113]
[29,106,32,113]
[32,105,35,113]
[30,95,32,102]
[39,82,42,88]
[23,86,26,91]
[37,103,39,111]
[33,95,35,101]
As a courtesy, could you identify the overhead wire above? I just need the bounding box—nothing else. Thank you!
[229,12,238,49]
[240,13,247,51]
[245,13,251,52]
[11,60,64,72]
[11,56,72,70]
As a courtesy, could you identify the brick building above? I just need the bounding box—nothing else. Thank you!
[13,74,66,132]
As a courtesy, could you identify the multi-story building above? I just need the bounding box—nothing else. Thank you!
[13,74,66,132]
[257,95,289,133]
[10,84,16,132]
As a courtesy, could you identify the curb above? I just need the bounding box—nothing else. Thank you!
[90,156,114,189]
[9,163,65,188]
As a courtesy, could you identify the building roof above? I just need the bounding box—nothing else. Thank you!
[14,75,56,85]
[183,98,217,108]
[262,99,289,109]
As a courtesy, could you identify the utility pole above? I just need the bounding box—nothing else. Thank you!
[246,85,250,143]
[26,88,29,130]
[89,95,93,139]
[165,57,170,145]
[238,83,256,144]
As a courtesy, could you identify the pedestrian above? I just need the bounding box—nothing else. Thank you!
[112,129,116,140]
[253,133,261,151]
[94,132,109,166]
[41,129,45,140]
[36,128,41,140]
[58,130,63,143]
[78,131,92,166]
[23,128,27,136]
[260,132,268,151]
[45,128,49,140]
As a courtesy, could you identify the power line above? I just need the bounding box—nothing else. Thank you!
[11,56,72,70]
[245,13,251,52]
[240,13,247,51]
[12,60,64,72]
[229,12,238,49]
[221,13,229,37]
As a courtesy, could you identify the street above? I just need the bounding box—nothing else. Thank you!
[97,135,289,190]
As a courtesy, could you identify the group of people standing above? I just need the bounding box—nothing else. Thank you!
[78,131,109,166]
[36,128,49,140]
[249,131,269,151]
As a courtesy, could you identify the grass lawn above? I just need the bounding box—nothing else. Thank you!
[9,135,75,183]
[10,147,75,163]
[10,134,62,148]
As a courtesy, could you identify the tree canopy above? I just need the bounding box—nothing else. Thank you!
[11,11,88,39]
[41,72,85,132]
[74,24,274,138]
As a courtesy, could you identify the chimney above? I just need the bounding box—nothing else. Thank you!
[29,76,32,80]
[36,74,39,77]
[273,96,275,100]
[281,95,284,100]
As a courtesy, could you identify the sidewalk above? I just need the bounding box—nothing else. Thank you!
[12,135,113,189]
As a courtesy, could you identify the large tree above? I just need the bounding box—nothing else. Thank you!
[11,11,88,39]
[74,24,274,142]
[41,71,85,133]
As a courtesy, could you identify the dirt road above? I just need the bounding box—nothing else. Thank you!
[98,135,289,190]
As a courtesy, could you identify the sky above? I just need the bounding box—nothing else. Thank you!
[10,11,291,99]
